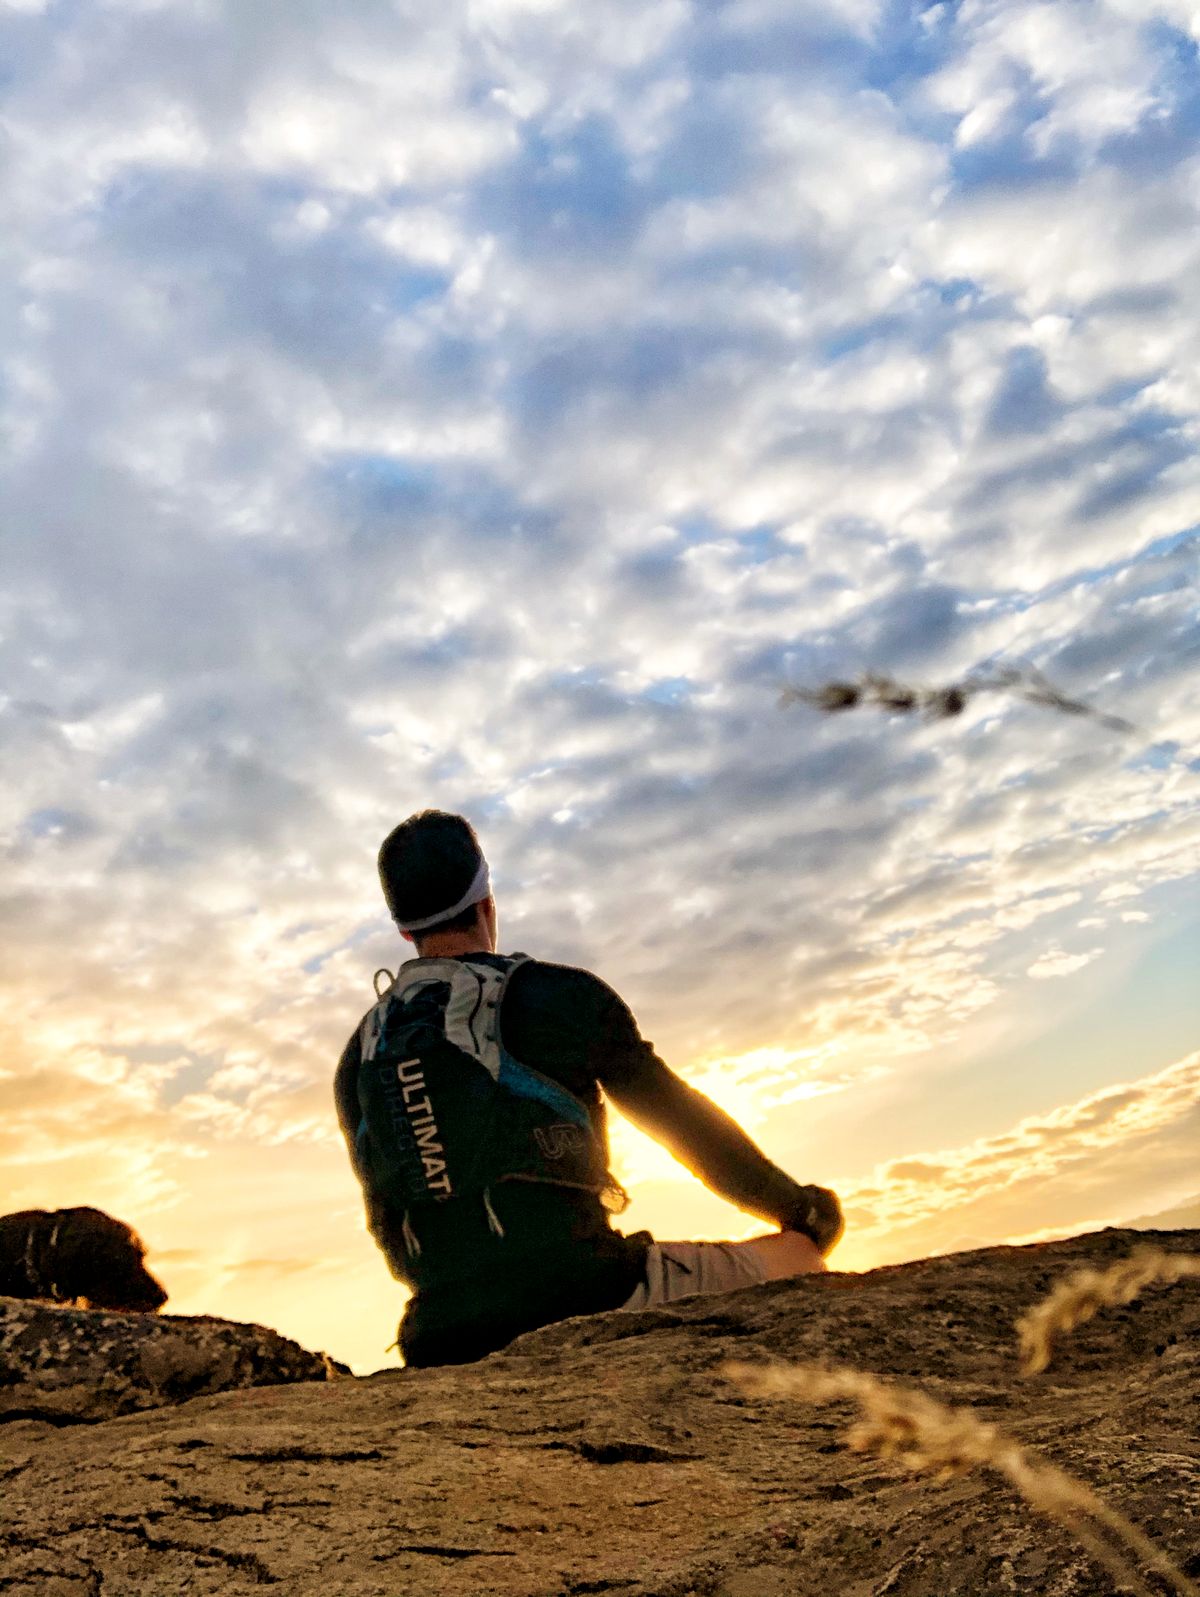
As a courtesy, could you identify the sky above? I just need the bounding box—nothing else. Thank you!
[1,0,1198,1375]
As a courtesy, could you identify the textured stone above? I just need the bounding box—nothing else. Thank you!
[1,1227,1197,1596]
[0,1298,338,1424]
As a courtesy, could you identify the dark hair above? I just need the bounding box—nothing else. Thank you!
[378,810,485,940]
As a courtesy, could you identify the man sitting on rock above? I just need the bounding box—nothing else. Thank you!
[334,810,843,1367]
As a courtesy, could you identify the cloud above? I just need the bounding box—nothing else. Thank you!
[884,1160,946,1185]
[1026,945,1103,979]
[835,1049,1200,1266]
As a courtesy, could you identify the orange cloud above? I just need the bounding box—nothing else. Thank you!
[835,1049,1200,1269]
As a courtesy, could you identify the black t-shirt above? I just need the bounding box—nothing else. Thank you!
[335,953,817,1366]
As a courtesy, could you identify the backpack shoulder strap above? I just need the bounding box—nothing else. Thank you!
[360,955,531,1078]
[473,953,531,1080]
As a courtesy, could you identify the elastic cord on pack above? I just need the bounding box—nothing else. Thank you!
[482,1188,506,1239]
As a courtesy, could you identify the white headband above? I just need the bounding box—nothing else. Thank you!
[393,858,491,933]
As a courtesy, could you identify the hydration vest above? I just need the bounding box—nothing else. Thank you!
[354,955,626,1254]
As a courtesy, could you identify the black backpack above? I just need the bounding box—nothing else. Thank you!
[354,956,625,1250]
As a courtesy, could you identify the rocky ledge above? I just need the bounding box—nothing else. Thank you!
[2,1226,1197,1596]
[0,1299,339,1424]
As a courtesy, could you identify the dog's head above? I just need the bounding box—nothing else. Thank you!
[52,1207,169,1312]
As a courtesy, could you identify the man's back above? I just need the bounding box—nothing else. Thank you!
[336,953,650,1364]
[337,950,831,1364]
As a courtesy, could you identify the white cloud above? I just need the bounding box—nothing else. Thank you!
[1027,945,1104,978]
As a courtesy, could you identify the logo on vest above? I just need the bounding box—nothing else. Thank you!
[533,1122,588,1161]
[395,1058,453,1196]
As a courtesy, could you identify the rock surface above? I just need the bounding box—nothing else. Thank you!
[2,1227,1198,1596]
[0,1299,337,1424]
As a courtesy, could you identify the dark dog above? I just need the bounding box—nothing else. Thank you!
[0,1207,168,1312]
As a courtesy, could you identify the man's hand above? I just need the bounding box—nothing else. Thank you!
[782,1184,844,1255]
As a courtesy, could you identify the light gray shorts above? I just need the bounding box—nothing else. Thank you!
[620,1239,769,1311]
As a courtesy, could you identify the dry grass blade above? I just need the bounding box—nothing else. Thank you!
[1016,1247,1200,1375]
[779,662,1133,730]
[724,1361,1200,1597]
